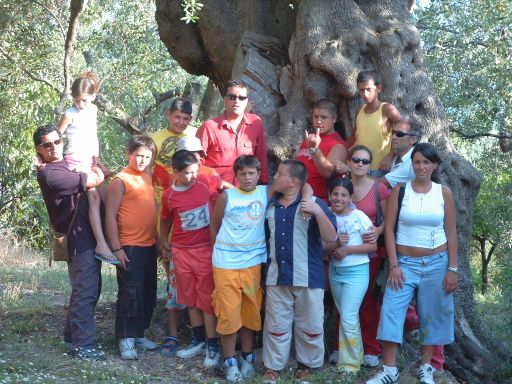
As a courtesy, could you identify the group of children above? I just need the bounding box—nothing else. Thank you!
[50,69,449,384]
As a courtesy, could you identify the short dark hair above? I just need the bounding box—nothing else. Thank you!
[169,97,193,115]
[224,79,248,96]
[348,144,373,163]
[357,70,381,86]
[411,142,442,164]
[327,176,354,195]
[172,149,198,171]
[281,159,307,186]
[313,99,337,117]
[127,135,157,158]
[33,124,60,147]
[233,155,261,173]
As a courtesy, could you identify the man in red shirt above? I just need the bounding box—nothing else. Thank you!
[196,80,269,185]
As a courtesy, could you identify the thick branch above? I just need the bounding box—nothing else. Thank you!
[0,46,59,93]
[58,0,88,112]
[450,127,512,140]
[94,94,142,135]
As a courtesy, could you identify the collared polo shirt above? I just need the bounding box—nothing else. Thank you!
[265,194,336,289]
[195,112,269,185]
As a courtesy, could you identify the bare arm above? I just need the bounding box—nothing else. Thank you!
[210,191,226,245]
[384,185,405,290]
[105,178,128,269]
[383,103,401,130]
[86,167,104,188]
[331,241,377,260]
[443,186,458,293]
[56,113,71,134]
[306,128,347,178]
[301,199,337,242]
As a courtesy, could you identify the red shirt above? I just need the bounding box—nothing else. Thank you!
[296,131,347,200]
[355,181,390,225]
[160,174,221,248]
[196,112,269,185]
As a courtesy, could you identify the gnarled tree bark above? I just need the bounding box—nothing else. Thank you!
[155,1,509,382]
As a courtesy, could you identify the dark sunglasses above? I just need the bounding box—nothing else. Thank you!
[351,157,371,165]
[226,94,248,101]
[392,129,415,138]
[39,138,63,149]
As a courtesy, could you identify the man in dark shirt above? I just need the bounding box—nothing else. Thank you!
[34,124,105,359]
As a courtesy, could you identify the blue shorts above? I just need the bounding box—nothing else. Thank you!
[377,251,454,345]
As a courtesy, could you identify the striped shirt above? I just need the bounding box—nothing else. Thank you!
[265,194,336,289]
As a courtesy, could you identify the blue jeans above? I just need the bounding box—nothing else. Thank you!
[329,262,369,372]
[377,251,454,345]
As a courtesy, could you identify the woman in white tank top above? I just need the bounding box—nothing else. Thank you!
[366,143,458,384]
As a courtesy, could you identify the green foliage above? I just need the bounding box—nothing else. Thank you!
[0,0,205,248]
[181,0,204,23]
[416,0,512,286]
[416,0,512,137]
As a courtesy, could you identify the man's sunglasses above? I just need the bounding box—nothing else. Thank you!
[38,138,63,149]
[226,94,248,101]
[392,129,415,138]
[351,157,371,165]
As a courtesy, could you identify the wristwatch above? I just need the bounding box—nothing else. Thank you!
[309,147,320,155]
[448,266,458,274]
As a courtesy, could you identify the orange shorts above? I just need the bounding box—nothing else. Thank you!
[173,245,215,314]
[212,265,263,335]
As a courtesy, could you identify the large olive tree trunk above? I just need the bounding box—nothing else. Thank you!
[155,1,508,382]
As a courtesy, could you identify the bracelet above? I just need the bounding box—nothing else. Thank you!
[390,264,400,270]
[112,247,123,254]
[309,147,320,155]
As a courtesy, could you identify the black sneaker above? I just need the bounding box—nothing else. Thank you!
[71,345,106,360]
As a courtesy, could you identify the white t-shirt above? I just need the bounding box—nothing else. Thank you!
[384,147,415,188]
[331,209,373,267]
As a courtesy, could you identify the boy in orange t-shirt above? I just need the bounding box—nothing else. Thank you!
[105,135,159,360]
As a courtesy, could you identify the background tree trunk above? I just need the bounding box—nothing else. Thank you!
[155,0,509,381]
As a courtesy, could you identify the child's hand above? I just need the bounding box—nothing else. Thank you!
[337,232,350,246]
[300,199,321,217]
[94,158,112,178]
[331,247,347,260]
[32,155,45,170]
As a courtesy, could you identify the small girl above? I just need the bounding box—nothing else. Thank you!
[325,177,376,374]
[56,71,118,264]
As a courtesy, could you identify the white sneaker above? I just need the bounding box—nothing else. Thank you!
[119,338,138,360]
[223,357,242,382]
[203,345,220,368]
[366,366,399,384]
[176,338,206,359]
[328,350,339,365]
[417,363,435,384]
[363,354,380,367]
[134,337,158,350]
[239,353,256,379]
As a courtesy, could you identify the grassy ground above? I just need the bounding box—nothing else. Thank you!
[0,232,499,383]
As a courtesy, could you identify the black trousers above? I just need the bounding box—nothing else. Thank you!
[115,244,157,338]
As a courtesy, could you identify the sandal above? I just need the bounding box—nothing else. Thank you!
[262,369,280,384]
[94,252,120,265]
[160,336,180,357]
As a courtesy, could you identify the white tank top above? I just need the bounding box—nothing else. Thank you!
[396,181,447,249]
[64,105,99,163]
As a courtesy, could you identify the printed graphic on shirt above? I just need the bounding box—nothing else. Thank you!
[156,136,181,167]
[179,203,210,231]
[230,199,265,229]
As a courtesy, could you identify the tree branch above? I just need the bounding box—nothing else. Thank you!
[450,127,512,140]
[57,0,89,113]
[94,94,143,135]
[0,46,60,94]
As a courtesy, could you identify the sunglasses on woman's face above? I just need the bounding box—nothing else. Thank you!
[351,157,371,165]
[38,138,63,149]
[392,129,415,138]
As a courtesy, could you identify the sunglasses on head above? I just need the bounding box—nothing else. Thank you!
[351,157,371,165]
[392,129,415,138]
[226,94,248,101]
[39,138,63,149]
